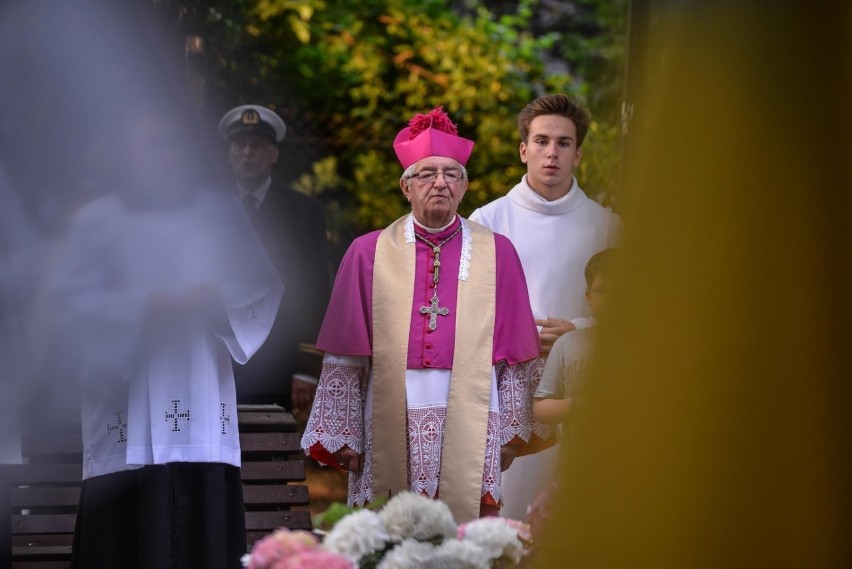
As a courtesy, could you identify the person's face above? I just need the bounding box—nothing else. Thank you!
[585,274,608,317]
[400,156,467,228]
[228,132,279,186]
[520,115,582,199]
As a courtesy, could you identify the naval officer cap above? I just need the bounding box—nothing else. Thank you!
[218,105,287,144]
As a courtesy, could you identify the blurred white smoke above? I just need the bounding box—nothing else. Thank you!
[0,0,250,457]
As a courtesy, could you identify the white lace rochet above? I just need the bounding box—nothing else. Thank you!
[302,356,548,507]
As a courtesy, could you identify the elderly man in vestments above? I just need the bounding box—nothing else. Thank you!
[301,107,548,522]
[470,94,622,519]
[53,112,283,569]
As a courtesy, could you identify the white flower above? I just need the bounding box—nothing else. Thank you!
[379,492,457,542]
[323,509,391,563]
[425,539,492,569]
[458,518,524,564]
[376,539,438,569]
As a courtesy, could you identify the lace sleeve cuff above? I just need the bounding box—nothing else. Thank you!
[300,353,369,458]
[497,356,556,448]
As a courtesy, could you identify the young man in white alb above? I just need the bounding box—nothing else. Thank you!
[470,94,621,520]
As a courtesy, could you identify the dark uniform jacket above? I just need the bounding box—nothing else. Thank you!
[234,179,330,407]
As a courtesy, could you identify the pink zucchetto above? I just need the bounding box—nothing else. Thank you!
[393,107,475,169]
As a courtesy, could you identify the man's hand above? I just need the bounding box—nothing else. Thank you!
[536,317,576,354]
[290,377,317,411]
[500,444,521,471]
[333,446,363,472]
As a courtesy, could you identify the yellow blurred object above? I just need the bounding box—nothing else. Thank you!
[536,2,851,567]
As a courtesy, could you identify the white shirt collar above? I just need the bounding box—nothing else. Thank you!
[236,177,272,206]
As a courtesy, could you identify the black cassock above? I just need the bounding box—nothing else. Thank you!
[72,463,246,569]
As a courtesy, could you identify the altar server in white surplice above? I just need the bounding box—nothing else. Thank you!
[53,111,283,569]
[470,94,622,521]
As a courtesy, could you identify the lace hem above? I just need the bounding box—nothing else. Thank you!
[482,409,503,503]
[497,358,540,445]
[301,362,367,457]
[349,416,373,507]
[408,404,445,498]
[531,414,556,442]
[345,405,504,506]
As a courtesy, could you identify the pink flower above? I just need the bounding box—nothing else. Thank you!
[245,529,319,568]
[273,550,353,569]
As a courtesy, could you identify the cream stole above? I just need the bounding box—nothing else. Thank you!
[371,214,496,523]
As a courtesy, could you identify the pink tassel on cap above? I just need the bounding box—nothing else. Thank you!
[393,106,474,169]
[407,107,459,139]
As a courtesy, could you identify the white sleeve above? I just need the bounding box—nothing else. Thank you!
[213,194,284,364]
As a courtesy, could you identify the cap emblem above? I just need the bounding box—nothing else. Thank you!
[240,109,260,125]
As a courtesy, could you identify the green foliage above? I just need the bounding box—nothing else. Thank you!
[312,496,388,532]
[577,120,623,209]
[244,0,569,232]
[165,0,627,242]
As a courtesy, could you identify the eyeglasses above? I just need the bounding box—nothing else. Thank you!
[229,138,273,151]
[407,169,464,184]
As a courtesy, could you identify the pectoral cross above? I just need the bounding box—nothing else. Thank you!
[419,294,449,331]
[413,224,461,332]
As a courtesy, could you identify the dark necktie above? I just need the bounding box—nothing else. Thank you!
[242,193,259,216]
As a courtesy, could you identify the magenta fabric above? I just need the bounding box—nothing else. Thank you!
[392,127,475,169]
[315,216,541,366]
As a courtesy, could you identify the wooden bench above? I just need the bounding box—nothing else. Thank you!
[0,405,310,568]
[238,404,312,545]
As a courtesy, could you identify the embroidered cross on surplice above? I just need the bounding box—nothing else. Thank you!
[220,403,231,435]
[107,411,127,443]
[165,400,191,432]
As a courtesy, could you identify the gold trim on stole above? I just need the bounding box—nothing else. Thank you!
[372,216,414,499]
[372,215,496,522]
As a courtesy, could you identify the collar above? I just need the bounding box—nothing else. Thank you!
[507,175,588,215]
[236,177,272,205]
[412,214,461,239]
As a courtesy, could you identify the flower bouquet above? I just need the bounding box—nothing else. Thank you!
[243,492,532,569]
